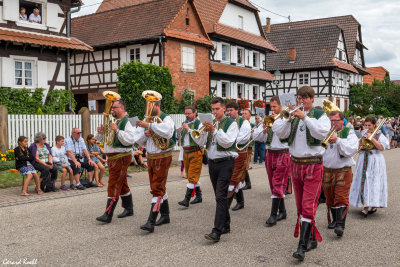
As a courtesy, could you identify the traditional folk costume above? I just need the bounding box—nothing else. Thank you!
[202,117,238,241]
[228,117,251,211]
[349,131,389,209]
[273,108,330,260]
[95,116,135,223]
[322,127,358,236]
[178,118,204,207]
[253,122,290,226]
[135,112,175,233]
[242,122,255,190]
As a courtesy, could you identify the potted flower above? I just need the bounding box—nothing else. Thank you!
[237,99,250,110]
[253,99,266,109]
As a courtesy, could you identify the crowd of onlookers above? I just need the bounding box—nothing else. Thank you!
[19,7,41,24]
[14,128,147,197]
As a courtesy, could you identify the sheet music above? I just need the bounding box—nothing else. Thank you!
[198,113,213,123]
[279,92,296,108]
[255,107,265,117]
[128,116,139,127]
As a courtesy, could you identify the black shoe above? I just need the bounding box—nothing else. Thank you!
[178,188,192,207]
[277,198,287,221]
[118,194,134,218]
[190,186,202,204]
[155,200,170,226]
[293,221,312,261]
[204,232,220,242]
[76,184,86,190]
[232,190,244,211]
[266,198,280,226]
[306,228,318,251]
[96,198,118,223]
[90,181,98,187]
[242,173,251,190]
[334,206,346,237]
[140,203,159,233]
[328,208,337,229]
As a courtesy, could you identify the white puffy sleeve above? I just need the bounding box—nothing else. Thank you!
[117,121,136,146]
[215,122,239,148]
[237,120,251,144]
[149,116,174,139]
[272,119,291,139]
[303,113,331,140]
[337,129,359,157]
[133,127,148,147]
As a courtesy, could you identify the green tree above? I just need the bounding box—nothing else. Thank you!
[0,88,44,114]
[116,61,176,118]
[195,93,214,113]
[43,89,76,114]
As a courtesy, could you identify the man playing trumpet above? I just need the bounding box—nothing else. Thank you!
[226,102,252,211]
[272,86,331,261]
[253,96,290,227]
[135,97,175,233]
[178,106,204,207]
[322,111,358,237]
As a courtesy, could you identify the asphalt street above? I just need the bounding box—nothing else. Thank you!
[1,149,399,266]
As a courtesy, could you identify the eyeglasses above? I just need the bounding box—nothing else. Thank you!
[297,97,309,101]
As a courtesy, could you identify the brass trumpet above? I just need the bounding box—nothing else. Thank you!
[280,104,304,122]
[264,107,289,127]
[321,126,337,149]
[354,118,387,157]
[192,118,216,140]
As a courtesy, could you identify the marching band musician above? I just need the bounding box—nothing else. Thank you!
[253,96,290,227]
[135,100,176,233]
[272,86,330,261]
[201,97,239,242]
[241,109,253,190]
[322,110,358,237]
[178,106,204,207]
[95,99,136,223]
[226,102,252,211]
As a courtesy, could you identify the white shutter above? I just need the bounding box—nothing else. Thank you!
[230,46,237,64]
[248,51,253,67]
[248,85,253,100]
[46,3,60,28]
[216,42,222,61]
[2,57,13,87]
[37,61,48,89]
[231,82,237,99]
[3,0,19,21]
[244,49,249,66]
[216,80,222,97]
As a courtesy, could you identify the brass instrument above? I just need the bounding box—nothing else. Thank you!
[264,107,289,127]
[192,118,216,140]
[280,104,304,122]
[321,126,337,149]
[354,118,387,157]
[102,91,121,146]
[142,90,170,150]
[235,124,259,151]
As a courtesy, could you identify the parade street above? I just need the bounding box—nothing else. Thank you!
[1,149,399,267]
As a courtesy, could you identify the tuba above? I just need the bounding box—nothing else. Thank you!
[142,90,170,150]
[102,91,121,146]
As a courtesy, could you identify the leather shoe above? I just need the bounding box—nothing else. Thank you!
[204,232,220,242]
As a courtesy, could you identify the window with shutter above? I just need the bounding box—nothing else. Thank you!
[181,44,195,72]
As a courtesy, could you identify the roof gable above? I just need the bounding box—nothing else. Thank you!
[364,67,390,84]
[96,0,156,13]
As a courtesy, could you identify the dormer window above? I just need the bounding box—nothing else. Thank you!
[19,0,43,24]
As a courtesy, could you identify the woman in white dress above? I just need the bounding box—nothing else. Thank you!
[349,116,389,217]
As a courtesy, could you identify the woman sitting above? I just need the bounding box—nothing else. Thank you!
[15,136,43,196]
[86,134,105,187]
[29,132,58,192]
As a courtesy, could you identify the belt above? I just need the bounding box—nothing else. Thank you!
[106,151,131,161]
[208,156,233,163]
[147,151,172,160]
[267,148,289,154]
[323,166,352,173]
[291,155,323,165]
[183,146,202,153]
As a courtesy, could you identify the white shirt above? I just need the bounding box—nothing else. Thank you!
[51,146,68,164]
[235,118,251,145]
[28,13,41,23]
[200,119,239,160]
[253,123,289,150]
[323,129,359,168]
[134,115,175,154]
[95,117,136,153]
[272,109,331,157]
[182,121,204,147]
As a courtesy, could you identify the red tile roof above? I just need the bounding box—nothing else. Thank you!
[214,24,277,51]
[210,62,273,81]
[392,80,400,85]
[230,0,258,11]
[96,0,155,13]
[333,60,358,74]
[164,28,213,47]
[363,66,390,84]
[0,27,92,51]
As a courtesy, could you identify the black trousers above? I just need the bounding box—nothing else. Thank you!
[33,162,58,181]
[208,158,234,234]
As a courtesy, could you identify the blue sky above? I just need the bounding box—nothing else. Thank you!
[75,0,400,80]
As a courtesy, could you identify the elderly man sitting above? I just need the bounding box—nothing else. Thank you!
[29,7,41,23]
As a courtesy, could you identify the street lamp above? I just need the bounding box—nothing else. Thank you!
[273,70,281,96]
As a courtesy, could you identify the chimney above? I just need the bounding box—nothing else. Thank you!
[289,48,296,62]
[266,17,271,33]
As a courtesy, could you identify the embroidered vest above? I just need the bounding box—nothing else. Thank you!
[112,116,131,148]
[206,116,236,151]
[158,112,176,148]
[180,119,201,147]
[265,128,289,145]
[287,108,325,146]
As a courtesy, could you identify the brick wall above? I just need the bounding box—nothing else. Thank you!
[164,39,210,101]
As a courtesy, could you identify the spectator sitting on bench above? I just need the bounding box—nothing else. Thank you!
[15,136,43,196]
[86,134,106,187]
[29,132,58,192]
[52,136,74,191]
[64,128,96,189]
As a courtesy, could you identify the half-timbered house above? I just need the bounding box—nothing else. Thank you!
[264,15,369,111]
[195,0,277,111]
[70,0,213,112]
[0,0,92,97]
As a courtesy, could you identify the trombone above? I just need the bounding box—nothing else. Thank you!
[354,118,387,158]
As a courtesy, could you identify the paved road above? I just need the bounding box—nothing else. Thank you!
[1,149,399,266]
